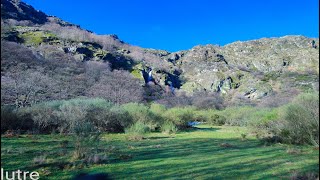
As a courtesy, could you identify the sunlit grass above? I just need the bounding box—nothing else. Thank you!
[1,125,318,179]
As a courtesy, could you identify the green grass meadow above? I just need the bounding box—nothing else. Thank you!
[1,125,318,179]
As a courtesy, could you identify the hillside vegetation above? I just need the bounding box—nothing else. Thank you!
[1,0,319,179]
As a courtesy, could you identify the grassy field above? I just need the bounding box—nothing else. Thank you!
[1,125,319,179]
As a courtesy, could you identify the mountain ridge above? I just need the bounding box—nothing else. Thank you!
[2,0,318,52]
[1,0,319,107]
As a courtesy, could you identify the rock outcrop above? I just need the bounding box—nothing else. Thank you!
[1,0,319,102]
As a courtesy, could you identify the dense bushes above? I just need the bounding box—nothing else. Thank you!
[125,121,151,135]
[195,110,226,126]
[1,105,34,132]
[225,92,319,146]
[268,93,319,146]
[215,106,279,127]
[122,103,160,132]
[1,92,318,147]
[1,98,130,133]
[71,121,102,160]
[163,107,195,129]
[1,98,225,134]
[0,99,190,134]
[161,121,178,134]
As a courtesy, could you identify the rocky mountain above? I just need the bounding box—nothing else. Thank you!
[1,0,319,107]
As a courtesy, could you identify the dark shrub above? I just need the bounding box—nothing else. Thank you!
[122,103,159,131]
[207,114,226,126]
[195,110,226,125]
[1,105,34,133]
[125,121,151,135]
[26,98,131,134]
[161,121,178,134]
[88,105,131,133]
[274,93,319,145]
[163,106,195,130]
[72,121,101,160]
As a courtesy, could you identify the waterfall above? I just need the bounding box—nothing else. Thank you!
[169,82,175,94]
[147,69,153,82]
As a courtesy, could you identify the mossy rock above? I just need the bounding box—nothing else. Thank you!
[18,31,57,46]
[181,82,200,93]
[231,82,240,89]
[130,69,144,80]
[93,49,108,59]
[133,63,146,71]
[261,71,281,82]
[82,42,102,50]
[76,47,93,58]
[2,31,24,43]
[48,39,62,45]
[216,71,226,80]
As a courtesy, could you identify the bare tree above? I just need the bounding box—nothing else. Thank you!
[192,91,225,110]
[86,70,144,104]
[84,61,110,87]
[1,70,57,107]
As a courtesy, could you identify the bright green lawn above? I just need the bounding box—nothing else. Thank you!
[1,125,319,179]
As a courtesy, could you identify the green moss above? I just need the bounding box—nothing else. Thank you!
[48,39,62,45]
[133,63,145,70]
[229,75,241,89]
[130,63,148,80]
[12,25,26,30]
[19,31,57,45]
[130,69,143,80]
[93,49,107,58]
[250,66,259,71]
[231,82,240,89]
[216,71,226,80]
[256,81,272,91]
[262,71,281,82]
[181,82,199,93]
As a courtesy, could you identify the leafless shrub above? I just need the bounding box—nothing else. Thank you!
[86,70,144,104]
[42,23,94,42]
[42,22,124,51]
[3,18,34,26]
[1,70,58,107]
[84,61,111,86]
[256,89,300,108]
[156,92,192,108]
[192,91,225,110]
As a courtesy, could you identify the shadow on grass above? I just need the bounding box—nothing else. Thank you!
[146,136,175,140]
[1,129,319,180]
[182,127,221,132]
[103,137,318,179]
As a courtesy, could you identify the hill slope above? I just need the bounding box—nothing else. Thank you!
[1,0,319,107]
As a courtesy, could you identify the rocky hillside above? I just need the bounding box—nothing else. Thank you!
[1,0,319,106]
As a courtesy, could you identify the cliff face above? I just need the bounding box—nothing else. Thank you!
[172,36,319,98]
[1,0,48,24]
[1,0,319,104]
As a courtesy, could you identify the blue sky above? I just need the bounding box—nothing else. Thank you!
[24,0,319,52]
